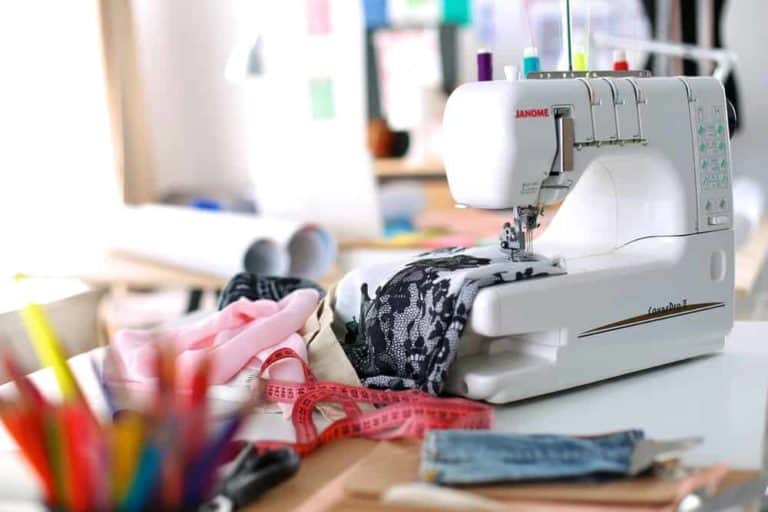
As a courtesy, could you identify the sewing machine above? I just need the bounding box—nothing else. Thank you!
[442,73,734,402]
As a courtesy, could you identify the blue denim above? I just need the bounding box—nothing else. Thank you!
[420,429,645,485]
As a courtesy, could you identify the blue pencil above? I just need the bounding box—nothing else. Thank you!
[183,412,244,506]
[120,442,163,512]
[90,356,117,418]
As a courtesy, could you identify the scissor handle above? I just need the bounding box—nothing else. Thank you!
[221,447,300,508]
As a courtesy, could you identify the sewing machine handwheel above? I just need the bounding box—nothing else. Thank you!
[727,99,737,140]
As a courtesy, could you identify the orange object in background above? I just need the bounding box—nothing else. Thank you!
[367,118,394,158]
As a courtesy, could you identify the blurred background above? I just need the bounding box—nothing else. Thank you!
[0,0,765,371]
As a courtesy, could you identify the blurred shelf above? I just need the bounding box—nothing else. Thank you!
[373,157,445,180]
[85,251,229,289]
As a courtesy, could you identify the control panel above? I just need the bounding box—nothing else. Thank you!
[692,102,732,231]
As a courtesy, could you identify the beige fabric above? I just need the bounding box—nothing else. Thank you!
[302,286,361,387]
[302,285,371,420]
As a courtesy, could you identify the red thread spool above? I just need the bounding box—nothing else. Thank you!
[613,49,629,71]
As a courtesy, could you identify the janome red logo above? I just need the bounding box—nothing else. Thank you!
[515,108,550,119]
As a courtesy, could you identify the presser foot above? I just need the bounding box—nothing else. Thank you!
[499,206,542,261]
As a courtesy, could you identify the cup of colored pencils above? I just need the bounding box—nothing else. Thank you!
[0,284,255,511]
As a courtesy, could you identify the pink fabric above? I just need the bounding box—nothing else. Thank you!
[111,289,320,417]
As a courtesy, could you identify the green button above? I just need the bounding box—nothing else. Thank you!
[721,159,727,168]
[717,124,725,134]
[698,126,705,135]
[699,143,707,152]
[701,160,708,168]
[718,141,725,151]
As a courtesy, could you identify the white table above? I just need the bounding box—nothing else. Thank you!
[497,321,768,470]
[2,322,768,510]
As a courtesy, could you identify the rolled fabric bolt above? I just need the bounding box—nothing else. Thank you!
[113,205,336,279]
[613,49,629,71]
[503,65,518,81]
[477,48,493,81]
[522,46,540,78]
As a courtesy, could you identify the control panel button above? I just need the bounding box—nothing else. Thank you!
[708,215,729,226]
[705,200,712,211]
[719,199,727,209]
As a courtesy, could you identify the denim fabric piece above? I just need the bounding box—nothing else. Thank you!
[420,429,645,485]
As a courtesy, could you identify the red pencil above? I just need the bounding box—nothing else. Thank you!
[0,399,55,503]
[2,353,47,409]
[61,403,94,511]
[159,344,183,510]
[186,356,210,457]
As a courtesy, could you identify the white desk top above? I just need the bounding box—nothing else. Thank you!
[496,321,768,469]
[1,322,768,509]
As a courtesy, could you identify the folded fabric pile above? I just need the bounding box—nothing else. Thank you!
[112,274,362,419]
[111,243,563,419]
[112,289,319,416]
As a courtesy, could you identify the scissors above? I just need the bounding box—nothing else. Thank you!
[199,446,300,512]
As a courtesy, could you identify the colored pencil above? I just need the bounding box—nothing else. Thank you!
[120,441,163,512]
[4,291,253,510]
[43,408,68,508]
[17,301,81,401]
[0,398,55,503]
[0,353,57,502]
[90,355,117,417]
[2,352,47,408]
[184,356,211,461]
[61,403,92,512]
[111,410,145,502]
[184,397,256,506]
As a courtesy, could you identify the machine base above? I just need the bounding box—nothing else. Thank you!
[446,333,725,403]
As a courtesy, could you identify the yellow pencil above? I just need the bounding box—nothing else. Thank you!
[111,411,145,502]
[13,276,80,401]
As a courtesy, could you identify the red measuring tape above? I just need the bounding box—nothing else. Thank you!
[252,347,493,456]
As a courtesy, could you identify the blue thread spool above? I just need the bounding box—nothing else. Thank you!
[522,47,540,78]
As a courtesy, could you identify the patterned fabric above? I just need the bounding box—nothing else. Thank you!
[219,272,325,309]
[337,246,565,394]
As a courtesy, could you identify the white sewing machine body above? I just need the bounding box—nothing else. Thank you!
[442,75,734,403]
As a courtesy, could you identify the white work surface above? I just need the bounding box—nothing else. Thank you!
[1,322,768,509]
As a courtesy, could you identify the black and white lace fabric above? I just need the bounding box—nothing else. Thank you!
[334,245,565,394]
[218,273,325,309]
